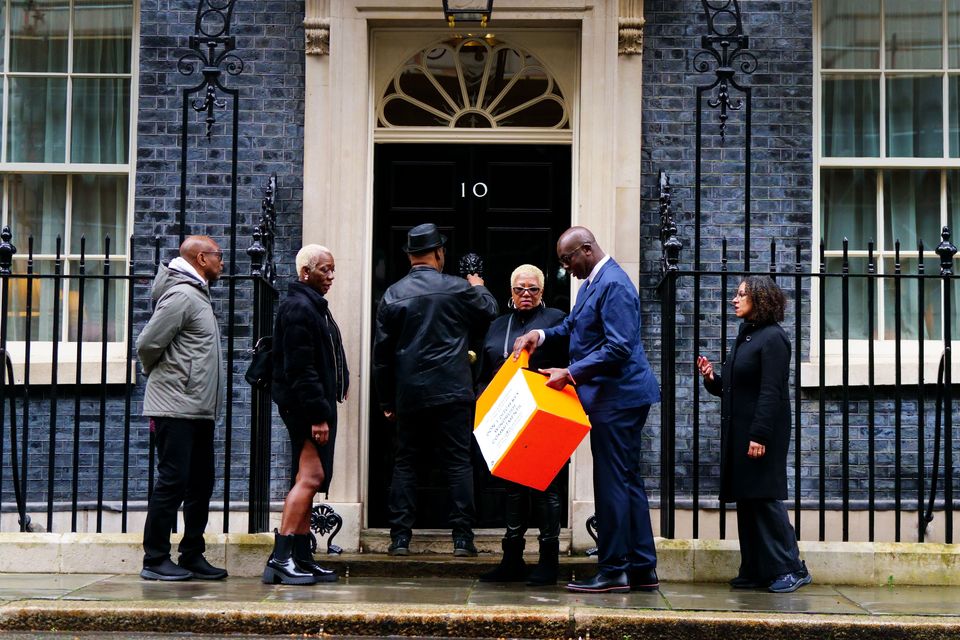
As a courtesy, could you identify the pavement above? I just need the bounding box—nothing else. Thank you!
[3,569,960,639]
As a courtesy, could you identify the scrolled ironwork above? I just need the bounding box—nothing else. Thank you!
[177,0,242,139]
[694,0,757,140]
[309,503,344,555]
[584,514,598,556]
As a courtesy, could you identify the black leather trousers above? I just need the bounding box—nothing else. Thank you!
[502,469,564,542]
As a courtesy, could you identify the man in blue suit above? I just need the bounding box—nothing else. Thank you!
[514,226,661,593]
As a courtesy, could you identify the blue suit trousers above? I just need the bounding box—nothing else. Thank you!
[589,404,657,574]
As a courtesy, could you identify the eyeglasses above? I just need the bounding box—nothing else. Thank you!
[558,243,588,266]
[199,251,224,262]
[512,286,542,296]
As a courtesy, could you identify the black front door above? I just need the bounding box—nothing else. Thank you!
[368,143,572,529]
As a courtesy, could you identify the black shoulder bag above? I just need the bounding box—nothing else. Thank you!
[245,336,273,389]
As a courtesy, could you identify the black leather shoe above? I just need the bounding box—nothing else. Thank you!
[388,535,411,556]
[141,558,192,581]
[453,537,478,557]
[178,554,228,580]
[729,575,768,589]
[629,567,659,591]
[566,571,630,593]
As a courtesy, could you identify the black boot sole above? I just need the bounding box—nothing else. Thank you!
[261,566,317,585]
[140,568,192,581]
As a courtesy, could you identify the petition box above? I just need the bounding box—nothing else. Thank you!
[474,351,591,491]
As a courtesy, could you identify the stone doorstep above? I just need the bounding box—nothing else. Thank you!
[0,533,959,585]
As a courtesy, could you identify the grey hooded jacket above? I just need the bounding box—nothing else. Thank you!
[137,263,225,420]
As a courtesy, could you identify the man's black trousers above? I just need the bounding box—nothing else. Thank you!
[388,402,475,541]
[142,417,215,566]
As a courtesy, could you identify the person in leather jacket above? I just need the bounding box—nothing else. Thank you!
[373,223,498,557]
[475,264,568,586]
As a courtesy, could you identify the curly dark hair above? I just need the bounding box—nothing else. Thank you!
[742,275,786,325]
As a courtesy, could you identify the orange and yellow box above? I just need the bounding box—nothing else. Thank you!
[473,351,591,491]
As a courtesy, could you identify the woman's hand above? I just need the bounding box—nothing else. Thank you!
[512,330,540,360]
[696,355,715,381]
[747,440,766,458]
[311,422,330,446]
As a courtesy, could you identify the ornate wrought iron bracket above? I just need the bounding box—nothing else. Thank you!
[178,0,244,139]
[585,514,598,556]
[937,226,958,276]
[0,226,16,275]
[658,171,682,278]
[309,503,344,555]
[693,0,757,141]
[247,174,279,283]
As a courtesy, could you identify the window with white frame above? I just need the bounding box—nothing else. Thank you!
[0,0,135,344]
[818,0,960,342]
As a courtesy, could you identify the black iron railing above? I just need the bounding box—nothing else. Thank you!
[0,178,278,535]
[657,171,960,544]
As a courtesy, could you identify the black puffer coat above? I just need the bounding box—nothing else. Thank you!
[373,265,498,415]
[704,322,791,503]
[272,281,348,491]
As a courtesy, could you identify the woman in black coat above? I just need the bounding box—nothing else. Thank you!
[475,264,568,586]
[697,275,811,593]
[262,245,348,586]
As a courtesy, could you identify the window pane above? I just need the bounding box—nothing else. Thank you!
[950,0,960,67]
[71,79,130,163]
[884,169,942,249]
[886,75,943,157]
[822,0,880,69]
[824,258,870,339]
[947,170,960,234]
[71,175,128,255]
[8,260,58,342]
[822,76,880,156]
[8,77,66,163]
[950,76,960,155]
[886,0,943,70]
[73,0,133,73]
[821,169,877,250]
[68,261,124,342]
[9,174,66,255]
[883,257,942,340]
[10,0,68,72]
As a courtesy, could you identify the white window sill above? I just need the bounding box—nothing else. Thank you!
[2,342,135,385]
[801,341,960,387]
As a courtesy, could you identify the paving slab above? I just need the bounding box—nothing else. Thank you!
[0,574,959,638]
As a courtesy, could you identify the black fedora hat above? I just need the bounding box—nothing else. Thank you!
[403,223,447,254]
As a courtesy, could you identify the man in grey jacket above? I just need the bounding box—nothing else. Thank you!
[138,235,226,581]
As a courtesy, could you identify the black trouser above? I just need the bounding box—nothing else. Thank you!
[735,498,803,580]
[502,470,564,543]
[142,417,215,566]
[389,402,475,541]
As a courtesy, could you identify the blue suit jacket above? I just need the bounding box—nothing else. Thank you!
[543,259,660,414]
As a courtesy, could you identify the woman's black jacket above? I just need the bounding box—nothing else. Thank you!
[475,305,569,393]
[704,321,791,503]
[271,281,349,426]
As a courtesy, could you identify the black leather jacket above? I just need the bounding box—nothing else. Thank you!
[373,265,498,414]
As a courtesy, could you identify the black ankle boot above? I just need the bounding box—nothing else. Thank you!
[293,533,338,583]
[526,538,559,586]
[479,537,527,582]
[262,531,317,585]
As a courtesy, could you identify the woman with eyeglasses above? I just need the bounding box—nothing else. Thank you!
[696,275,811,593]
[475,264,569,586]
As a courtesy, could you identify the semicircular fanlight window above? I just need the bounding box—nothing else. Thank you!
[378,37,569,129]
